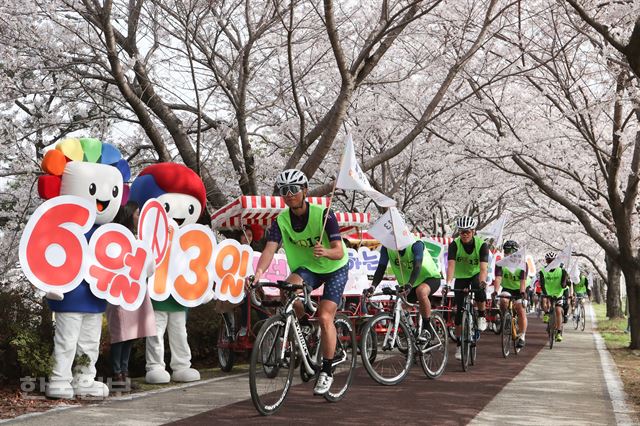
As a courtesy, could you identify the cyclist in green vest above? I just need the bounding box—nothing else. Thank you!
[369,239,443,345]
[251,169,349,396]
[539,251,568,342]
[569,267,591,318]
[494,240,528,348]
[445,216,490,361]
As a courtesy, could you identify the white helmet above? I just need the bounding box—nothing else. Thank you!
[276,169,308,189]
[544,252,557,261]
[455,216,478,230]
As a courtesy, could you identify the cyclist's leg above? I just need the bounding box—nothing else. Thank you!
[317,264,349,365]
[415,279,439,319]
[416,279,440,336]
[512,289,527,337]
[555,299,564,331]
[470,275,487,329]
[289,268,319,318]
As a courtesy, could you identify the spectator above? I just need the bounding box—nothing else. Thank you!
[106,201,156,391]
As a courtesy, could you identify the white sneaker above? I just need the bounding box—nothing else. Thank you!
[313,372,333,395]
[455,346,462,360]
[477,317,487,332]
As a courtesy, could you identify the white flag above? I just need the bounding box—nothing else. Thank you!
[569,261,580,283]
[546,244,572,270]
[477,213,510,246]
[368,207,415,251]
[336,134,396,207]
[496,246,527,271]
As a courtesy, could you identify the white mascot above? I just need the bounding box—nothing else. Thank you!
[37,138,130,399]
[129,163,205,383]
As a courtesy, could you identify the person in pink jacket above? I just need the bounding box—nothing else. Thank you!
[106,201,157,389]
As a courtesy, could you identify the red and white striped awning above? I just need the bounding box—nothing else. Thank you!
[210,195,369,232]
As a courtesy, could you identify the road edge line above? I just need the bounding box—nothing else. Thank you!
[588,304,635,425]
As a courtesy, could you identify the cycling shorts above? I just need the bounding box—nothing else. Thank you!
[294,264,349,305]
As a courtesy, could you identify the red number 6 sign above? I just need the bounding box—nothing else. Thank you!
[19,196,95,293]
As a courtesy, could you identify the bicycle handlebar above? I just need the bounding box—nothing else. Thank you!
[247,276,317,315]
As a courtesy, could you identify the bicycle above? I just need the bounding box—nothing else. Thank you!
[544,295,562,349]
[499,294,523,357]
[572,295,586,331]
[451,286,483,371]
[359,285,448,385]
[248,279,357,416]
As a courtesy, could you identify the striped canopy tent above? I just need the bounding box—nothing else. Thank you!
[210,195,370,234]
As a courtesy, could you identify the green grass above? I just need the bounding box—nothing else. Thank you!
[592,303,630,349]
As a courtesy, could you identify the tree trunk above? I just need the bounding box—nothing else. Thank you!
[605,254,624,318]
[592,276,603,304]
[621,267,640,349]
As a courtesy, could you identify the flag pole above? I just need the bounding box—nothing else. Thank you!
[389,208,407,285]
[318,178,338,244]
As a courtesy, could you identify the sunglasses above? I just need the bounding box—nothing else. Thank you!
[459,229,473,235]
[278,185,303,197]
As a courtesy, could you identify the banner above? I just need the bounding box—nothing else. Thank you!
[336,134,396,207]
[19,196,254,309]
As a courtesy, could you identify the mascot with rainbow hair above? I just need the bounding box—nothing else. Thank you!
[129,163,205,384]
[38,137,130,399]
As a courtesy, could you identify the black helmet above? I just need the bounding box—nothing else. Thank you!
[502,240,519,253]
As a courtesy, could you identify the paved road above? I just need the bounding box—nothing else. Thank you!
[173,318,547,425]
[6,311,633,425]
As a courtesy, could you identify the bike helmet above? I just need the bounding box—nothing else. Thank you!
[455,216,478,230]
[503,240,519,253]
[276,169,308,189]
[544,251,557,261]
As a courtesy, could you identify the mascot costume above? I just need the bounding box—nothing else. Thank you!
[38,138,130,399]
[129,163,204,383]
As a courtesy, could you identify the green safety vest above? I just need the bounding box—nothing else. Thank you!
[575,276,587,294]
[453,236,484,279]
[501,267,523,291]
[276,203,348,274]
[542,267,564,297]
[388,242,440,286]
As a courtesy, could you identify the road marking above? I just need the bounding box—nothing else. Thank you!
[589,305,635,425]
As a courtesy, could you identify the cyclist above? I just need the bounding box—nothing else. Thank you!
[539,252,568,342]
[369,238,442,345]
[570,266,591,314]
[251,169,349,396]
[445,216,490,360]
[493,240,528,348]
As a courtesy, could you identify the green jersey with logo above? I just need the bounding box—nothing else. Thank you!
[276,203,348,273]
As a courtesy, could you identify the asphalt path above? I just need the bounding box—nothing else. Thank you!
[172,317,547,425]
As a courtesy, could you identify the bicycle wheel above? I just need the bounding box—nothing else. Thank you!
[513,312,521,355]
[324,314,357,402]
[360,312,413,385]
[360,325,378,364]
[460,310,471,372]
[548,311,555,350]
[447,325,458,343]
[501,312,512,358]
[249,315,295,416]
[470,312,477,366]
[217,320,235,372]
[572,306,580,330]
[419,314,448,379]
[579,305,586,331]
[492,310,502,335]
